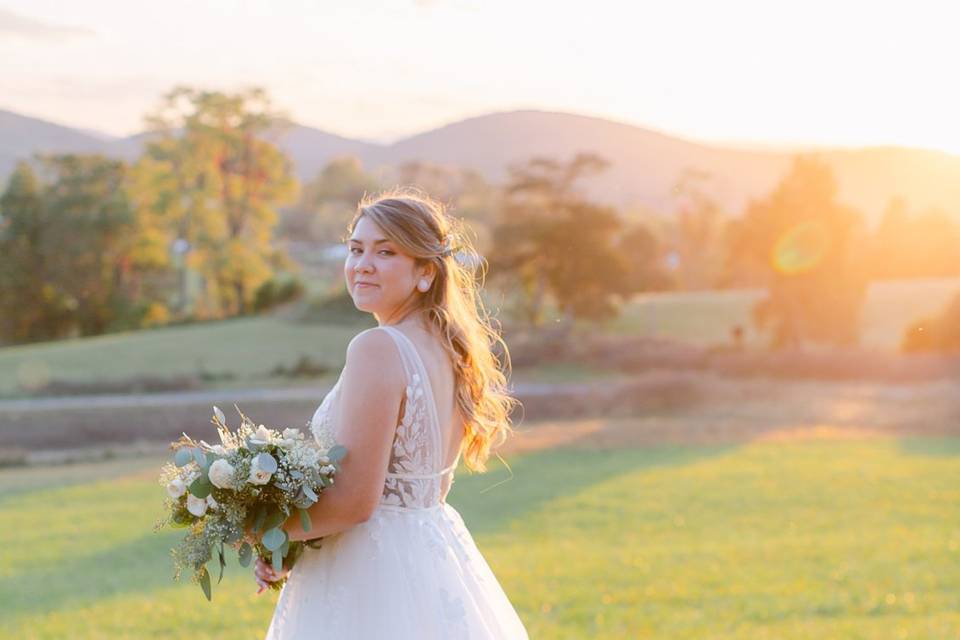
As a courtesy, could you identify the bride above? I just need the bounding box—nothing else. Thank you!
[255,189,530,639]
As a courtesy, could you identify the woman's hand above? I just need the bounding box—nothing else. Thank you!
[254,556,290,594]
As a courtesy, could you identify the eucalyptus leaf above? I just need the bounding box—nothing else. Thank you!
[189,475,212,499]
[298,508,312,532]
[262,527,287,551]
[174,448,193,467]
[293,496,314,510]
[199,566,211,601]
[252,505,267,533]
[255,452,278,474]
[213,405,226,425]
[302,484,318,502]
[326,445,347,463]
[263,507,285,532]
[192,448,206,467]
[272,549,283,573]
[238,543,252,567]
[217,545,225,584]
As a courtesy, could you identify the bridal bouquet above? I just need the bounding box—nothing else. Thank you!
[156,405,345,601]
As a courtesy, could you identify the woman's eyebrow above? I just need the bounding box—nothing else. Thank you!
[348,238,391,245]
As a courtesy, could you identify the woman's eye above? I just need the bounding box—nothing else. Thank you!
[349,248,393,256]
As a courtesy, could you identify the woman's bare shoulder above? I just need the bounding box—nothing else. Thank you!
[344,327,404,380]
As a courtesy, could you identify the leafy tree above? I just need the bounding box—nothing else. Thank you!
[489,153,632,329]
[287,155,381,244]
[726,155,868,348]
[0,156,153,343]
[669,168,726,289]
[133,86,297,316]
[869,198,960,279]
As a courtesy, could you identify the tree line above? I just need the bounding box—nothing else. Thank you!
[1,86,958,351]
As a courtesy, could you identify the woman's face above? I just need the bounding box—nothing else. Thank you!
[345,216,429,321]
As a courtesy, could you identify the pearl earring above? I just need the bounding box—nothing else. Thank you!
[418,279,430,292]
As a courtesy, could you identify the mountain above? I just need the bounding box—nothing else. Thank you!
[0,109,113,178]
[2,108,959,224]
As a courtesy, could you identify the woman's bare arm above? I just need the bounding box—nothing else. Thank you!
[283,328,403,543]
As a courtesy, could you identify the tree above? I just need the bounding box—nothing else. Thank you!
[288,155,381,244]
[0,156,152,343]
[489,153,632,330]
[133,86,298,316]
[869,198,960,279]
[726,155,868,348]
[669,168,726,289]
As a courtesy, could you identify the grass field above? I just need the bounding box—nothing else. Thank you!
[1,277,957,398]
[611,277,960,348]
[2,430,958,638]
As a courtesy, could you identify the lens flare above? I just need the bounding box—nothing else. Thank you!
[771,221,831,275]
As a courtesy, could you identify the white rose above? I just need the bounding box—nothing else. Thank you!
[250,425,275,445]
[205,494,218,511]
[247,456,273,485]
[208,459,236,489]
[282,428,301,441]
[166,477,187,499]
[186,493,208,517]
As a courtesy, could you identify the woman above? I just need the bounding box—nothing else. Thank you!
[257,189,529,639]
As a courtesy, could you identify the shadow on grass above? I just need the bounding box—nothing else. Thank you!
[0,529,190,621]
[449,442,738,538]
[896,436,960,458]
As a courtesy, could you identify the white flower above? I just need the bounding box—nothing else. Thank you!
[247,456,273,485]
[321,465,336,475]
[208,459,236,489]
[205,494,218,510]
[250,425,275,446]
[282,428,302,441]
[166,477,187,499]
[186,494,208,517]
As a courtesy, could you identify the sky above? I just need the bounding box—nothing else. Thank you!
[2,0,958,154]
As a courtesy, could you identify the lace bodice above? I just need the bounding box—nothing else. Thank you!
[309,325,460,510]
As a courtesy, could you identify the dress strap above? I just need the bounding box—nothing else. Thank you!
[377,325,445,473]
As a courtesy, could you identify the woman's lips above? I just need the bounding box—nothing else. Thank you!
[355,283,378,289]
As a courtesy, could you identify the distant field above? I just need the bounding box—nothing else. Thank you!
[1,278,957,398]
[612,277,960,349]
[2,430,958,638]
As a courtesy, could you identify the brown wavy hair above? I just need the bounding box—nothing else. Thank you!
[345,187,519,472]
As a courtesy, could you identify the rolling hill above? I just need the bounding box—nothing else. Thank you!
[2,107,958,223]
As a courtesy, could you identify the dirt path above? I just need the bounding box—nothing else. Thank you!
[4,372,958,465]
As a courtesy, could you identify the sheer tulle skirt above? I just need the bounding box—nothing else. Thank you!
[264,503,528,639]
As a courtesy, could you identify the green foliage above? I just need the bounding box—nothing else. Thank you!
[726,155,869,348]
[133,86,298,318]
[0,156,165,344]
[253,276,305,312]
[489,153,633,328]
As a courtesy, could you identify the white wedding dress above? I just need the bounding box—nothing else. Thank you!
[264,325,529,639]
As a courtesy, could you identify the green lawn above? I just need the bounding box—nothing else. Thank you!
[0,315,363,397]
[2,434,958,638]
